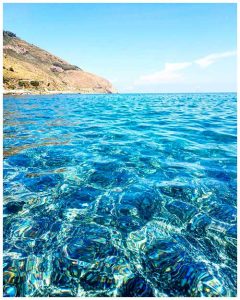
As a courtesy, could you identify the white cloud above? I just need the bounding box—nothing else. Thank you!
[135,62,192,85]
[135,50,236,85]
[195,51,236,68]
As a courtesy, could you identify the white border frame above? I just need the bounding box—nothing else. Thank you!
[0,1,238,299]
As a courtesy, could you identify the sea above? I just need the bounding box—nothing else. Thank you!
[3,93,237,297]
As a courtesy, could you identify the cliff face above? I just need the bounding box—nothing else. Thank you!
[3,31,117,94]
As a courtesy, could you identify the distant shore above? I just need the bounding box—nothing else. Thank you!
[3,89,115,96]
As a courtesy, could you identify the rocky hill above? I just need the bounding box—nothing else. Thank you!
[3,31,117,94]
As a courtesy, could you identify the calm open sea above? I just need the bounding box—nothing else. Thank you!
[3,93,237,297]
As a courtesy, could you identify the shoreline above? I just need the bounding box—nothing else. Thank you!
[3,89,115,96]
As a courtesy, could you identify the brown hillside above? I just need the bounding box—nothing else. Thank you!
[3,31,117,94]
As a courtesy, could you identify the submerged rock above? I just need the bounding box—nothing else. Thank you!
[166,200,198,222]
[119,276,154,297]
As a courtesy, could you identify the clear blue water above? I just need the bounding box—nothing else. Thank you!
[3,93,237,297]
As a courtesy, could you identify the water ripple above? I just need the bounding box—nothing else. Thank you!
[3,93,236,296]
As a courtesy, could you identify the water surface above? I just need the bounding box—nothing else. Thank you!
[3,93,237,296]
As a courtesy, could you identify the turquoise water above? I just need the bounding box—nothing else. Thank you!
[3,93,237,297]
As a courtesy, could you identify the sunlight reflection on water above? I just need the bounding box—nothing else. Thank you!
[3,93,237,297]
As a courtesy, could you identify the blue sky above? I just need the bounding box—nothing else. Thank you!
[3,3,237,93]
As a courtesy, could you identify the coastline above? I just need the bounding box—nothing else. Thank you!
[3,89,116,96]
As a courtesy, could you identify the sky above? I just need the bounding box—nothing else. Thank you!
[3,3,237,93]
